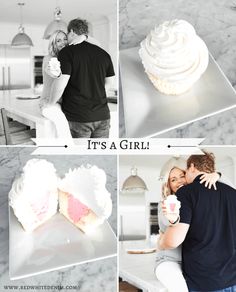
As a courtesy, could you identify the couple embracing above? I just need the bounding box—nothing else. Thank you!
[156,152,236,292]
[40,18,115,140]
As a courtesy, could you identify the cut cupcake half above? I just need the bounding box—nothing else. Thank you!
[58,165,112,233]
[9,159,59,232]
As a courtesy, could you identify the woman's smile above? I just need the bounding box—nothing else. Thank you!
[56,32,68,51]
[176,184,184,190]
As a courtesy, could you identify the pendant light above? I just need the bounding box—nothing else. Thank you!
[11,2,33,47]
[43,6,67,39]
[121,167,148,192]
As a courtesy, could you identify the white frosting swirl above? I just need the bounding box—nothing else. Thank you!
[59,165,112,221]
[139,19,209,94]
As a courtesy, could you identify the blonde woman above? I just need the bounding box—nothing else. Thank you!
[40,30,72,140]
[155,157,229,292]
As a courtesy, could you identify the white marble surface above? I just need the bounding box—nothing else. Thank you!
[0,148,117,291]
[119,0,236,143]
[119,240,166,292]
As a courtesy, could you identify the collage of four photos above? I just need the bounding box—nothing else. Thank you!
[1,0,236,292]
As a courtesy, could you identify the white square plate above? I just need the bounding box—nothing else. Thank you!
[9,208,117,280]
[120,47,236,138]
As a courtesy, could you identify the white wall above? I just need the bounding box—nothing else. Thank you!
[215,156,235,186]
[91,16,117,79]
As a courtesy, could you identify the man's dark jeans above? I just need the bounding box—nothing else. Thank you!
[69,119,110,138]
[189,285,236,292]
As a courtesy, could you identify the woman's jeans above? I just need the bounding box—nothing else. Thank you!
[41,103,72,140]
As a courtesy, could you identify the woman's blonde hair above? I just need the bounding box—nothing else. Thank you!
[159,157,186,199]
[48,30,67,57]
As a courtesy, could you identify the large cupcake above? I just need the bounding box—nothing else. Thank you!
[139,19,209,95]
[9,159,58,232]
[58,165,112,233]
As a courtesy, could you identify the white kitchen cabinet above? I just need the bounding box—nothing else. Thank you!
[91,18,110,52]
[119,191,147,240]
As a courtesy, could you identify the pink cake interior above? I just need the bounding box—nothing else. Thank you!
[170,203,176,212]
[67,194,90,223]
[30,195,50,220]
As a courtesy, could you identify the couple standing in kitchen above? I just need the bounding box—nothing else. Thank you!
[157,152,236,292]
[40,18,115,140]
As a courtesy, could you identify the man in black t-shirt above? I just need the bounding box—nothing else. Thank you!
[158,152,236,292]
[49,18,115,138]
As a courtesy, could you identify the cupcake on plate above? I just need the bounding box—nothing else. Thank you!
[139,19,209,95]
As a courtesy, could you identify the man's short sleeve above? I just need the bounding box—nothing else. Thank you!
[58,48,72,75]
[106,55,115,77]
[176,187,193,224]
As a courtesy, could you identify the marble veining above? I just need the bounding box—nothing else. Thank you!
[119,0,236,143]
[0,148,117,292]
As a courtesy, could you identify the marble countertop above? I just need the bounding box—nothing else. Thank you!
[119,0,236,144]
[0,148,117,291]
[119,240,166,292]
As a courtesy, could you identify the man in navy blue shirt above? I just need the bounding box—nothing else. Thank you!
[158,152,236,292]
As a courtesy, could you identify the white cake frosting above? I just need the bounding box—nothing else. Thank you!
[165,195,181,213]
[49,57,60,71]
[59,165,112,221]
[49,57,60,66]
[139,19,209,95]
[9,159,59,232]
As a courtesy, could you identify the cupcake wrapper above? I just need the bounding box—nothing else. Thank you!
[146,72,194,95]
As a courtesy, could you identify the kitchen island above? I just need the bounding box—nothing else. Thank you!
[119,240,167,292]
[0,89,118,143]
